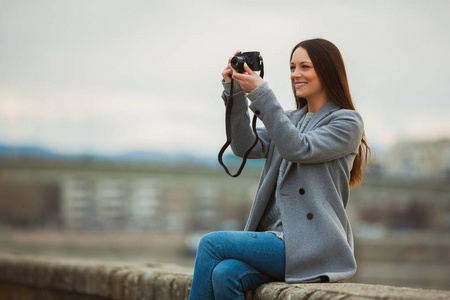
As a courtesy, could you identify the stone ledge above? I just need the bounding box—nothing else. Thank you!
[247,282,450,300]
[1,253,449,300]
[0,253,193,299]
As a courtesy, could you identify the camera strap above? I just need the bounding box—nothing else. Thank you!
[218,78,262,178]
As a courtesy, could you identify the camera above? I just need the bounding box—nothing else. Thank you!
[230,52,263,73]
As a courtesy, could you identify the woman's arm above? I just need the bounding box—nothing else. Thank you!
[220,55,272,159]
[221,83,271,159]
[249,87,364,164]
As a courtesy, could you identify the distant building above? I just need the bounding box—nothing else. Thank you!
[61,178,167,231]
[46,162,258,232]
[379,139,450,181]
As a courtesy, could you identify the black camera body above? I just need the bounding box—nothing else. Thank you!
[230,52,263,73]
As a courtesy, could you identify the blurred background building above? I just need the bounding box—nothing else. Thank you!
[379,139,450,181]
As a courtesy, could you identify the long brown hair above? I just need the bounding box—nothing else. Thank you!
[290,38,371,188]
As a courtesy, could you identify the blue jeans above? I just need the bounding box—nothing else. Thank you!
[188,231,286,300]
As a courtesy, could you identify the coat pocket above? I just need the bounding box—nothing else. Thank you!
[321,200,346,238]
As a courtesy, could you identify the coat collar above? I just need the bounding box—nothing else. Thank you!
[304,100,341,132]
[290,100,341,132]
[290,105,308,125]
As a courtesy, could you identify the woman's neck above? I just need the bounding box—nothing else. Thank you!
[306,93,330,113]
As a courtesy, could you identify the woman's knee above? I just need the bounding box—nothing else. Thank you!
[211,260,240,291]
[211,260,229,284]
[197,232,221,252]
[197,231,229,251]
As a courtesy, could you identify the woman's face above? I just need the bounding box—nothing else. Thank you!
[290,47,325,101]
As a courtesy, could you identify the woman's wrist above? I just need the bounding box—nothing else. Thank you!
[247,81,269,101]
[222,79,243,95]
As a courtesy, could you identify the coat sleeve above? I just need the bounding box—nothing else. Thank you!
[248,88,364,164]
[221,88,272,159]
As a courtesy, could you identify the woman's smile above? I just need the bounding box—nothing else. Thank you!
[294,82,307,89]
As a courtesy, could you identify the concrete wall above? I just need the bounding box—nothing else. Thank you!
[1,253,449,300]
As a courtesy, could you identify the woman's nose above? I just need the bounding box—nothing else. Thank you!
[291,69,302,79]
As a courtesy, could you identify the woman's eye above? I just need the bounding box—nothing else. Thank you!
[290,66,295,72]
[301,65,311,69]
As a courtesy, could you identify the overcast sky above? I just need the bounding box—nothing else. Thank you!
[1,0,449,156]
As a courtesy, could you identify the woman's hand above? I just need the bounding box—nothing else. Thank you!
[222,51,241,83]
[231,63,264,94]
[223,51,264,93]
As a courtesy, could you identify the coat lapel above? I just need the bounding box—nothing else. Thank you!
[282,101,341,176]
[304,100,341,133]
[289,106,308,126]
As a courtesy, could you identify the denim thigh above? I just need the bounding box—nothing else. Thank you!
[199,231,285,279]
[189,231,285,300]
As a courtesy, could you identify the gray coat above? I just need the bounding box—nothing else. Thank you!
[222,85,364,283]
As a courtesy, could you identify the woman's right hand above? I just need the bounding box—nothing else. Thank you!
[222,51,241,82]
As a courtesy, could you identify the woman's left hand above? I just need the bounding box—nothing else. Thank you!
[231,63,264,94]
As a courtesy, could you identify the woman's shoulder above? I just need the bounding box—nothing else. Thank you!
[329,108,364,136]
[330,107,363,122]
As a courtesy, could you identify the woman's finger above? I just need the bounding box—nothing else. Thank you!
[243,63,256,75]
[222,68,233,82]
[230,68,237,78]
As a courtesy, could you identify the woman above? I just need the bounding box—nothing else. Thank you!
[189,38,370,300]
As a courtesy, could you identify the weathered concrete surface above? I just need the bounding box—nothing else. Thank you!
[1,253,449,300]
[0,253,192,300]
[246,282,450,300]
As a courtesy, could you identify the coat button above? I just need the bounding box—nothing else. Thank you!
[255,110,261,115]
[307,213,313,220]
[299,188,305,195]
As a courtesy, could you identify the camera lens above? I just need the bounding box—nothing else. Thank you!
[231,56,245,69]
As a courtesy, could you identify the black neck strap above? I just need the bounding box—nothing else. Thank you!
[218,65,263,177]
